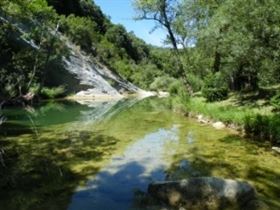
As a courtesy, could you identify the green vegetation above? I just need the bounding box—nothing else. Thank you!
[1,99,280,209]
[202,73,229,102]
[179,94,280,145]
[134,0,280,93]
[168,127,280,209]
[40,86,66,99]
[134,0,280,145]
[0,0,173,103]
[270,92,280,111]
[0,0,66,102]
[1,1,280,209]
[244,114,280,145]
[0,0,279,140]
[2,0,278,105]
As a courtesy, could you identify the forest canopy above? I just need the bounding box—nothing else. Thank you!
[0,0,279,103]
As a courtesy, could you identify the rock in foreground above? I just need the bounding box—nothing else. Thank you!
[148,177,260,210]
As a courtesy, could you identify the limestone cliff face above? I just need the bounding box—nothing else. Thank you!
[62,39,143,98]
[0,14,147,99]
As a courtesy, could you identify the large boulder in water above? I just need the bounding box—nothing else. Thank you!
[148,177,260,210]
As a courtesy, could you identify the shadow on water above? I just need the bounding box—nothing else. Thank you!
[0,121,35,136]
[1,97,280,210]
[0,129,122,210]
[0,98,154,210]
[167,133,280,209]
[68,126,179,210]
[0,97,177,210]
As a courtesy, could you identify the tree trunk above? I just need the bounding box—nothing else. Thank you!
[160,0,178,51]
[213,51,220,72]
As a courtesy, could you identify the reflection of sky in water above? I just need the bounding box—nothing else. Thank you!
[187,131,195,144]
[68,126,179,210]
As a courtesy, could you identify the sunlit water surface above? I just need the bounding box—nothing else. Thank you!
[0,97,279,210]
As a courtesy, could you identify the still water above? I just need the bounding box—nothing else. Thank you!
[0,97,279,210]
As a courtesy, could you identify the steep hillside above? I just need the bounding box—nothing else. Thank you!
[0,0,164,102]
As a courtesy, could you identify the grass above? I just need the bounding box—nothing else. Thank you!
[177,90,280,144]
[184,92,273,126]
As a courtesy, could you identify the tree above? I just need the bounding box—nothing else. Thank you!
[134,0,179,50]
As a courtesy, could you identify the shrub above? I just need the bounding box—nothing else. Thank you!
[149,76,177,91]
[270,115,280,144]
[60,15,98,52]
[270,92,280,111]
[202,73,229,102]
[202,87,228,102]
[186,73,204,92]
[40,86,66,99]
[244,114,280,145]
[244,115,270,141]
[29,84,40,95]
[168,80,189,103]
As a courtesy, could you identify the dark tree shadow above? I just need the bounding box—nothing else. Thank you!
[166,134,280,210]
[0,129,121,210]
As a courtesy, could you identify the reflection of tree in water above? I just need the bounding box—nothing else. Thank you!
[0,97,179,210]
[0,97,167,210]
[76,97,142,123]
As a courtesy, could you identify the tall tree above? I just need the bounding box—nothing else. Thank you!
[134,0,179,50]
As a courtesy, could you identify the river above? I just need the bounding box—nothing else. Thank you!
[0,97,279,210]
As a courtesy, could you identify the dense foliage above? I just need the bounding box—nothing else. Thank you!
[244,114,280,145]
[134,0,280,144]
[3,0,278,100]
[0,0,172,102]
[135,0,280,93]
[0,0,279,143]
[0,0,66,101]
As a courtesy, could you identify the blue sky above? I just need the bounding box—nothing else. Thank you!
[94,0,166,47]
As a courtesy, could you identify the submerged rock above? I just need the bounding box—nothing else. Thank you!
[148,177,257,210]
[272,147,280,154]
[197,114,210,124]
[212,121,226,129]
[158,91,170,98]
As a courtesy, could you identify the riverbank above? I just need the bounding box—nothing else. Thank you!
[170,93,280,147]
[1,97,280,209]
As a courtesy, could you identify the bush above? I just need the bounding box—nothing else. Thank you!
[186,73,204,92]
[202,87,228,102]
[270,115,280,144]
[244,115,270,141]
[60,15,98,52]
[202,73,229,102]
[168,80,189,103]
[244,114,280,145]
[150,76,177,91]
[40,86,66,99]
[270,92,280,111]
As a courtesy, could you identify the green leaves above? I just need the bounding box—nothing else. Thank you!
[60,14,98,52]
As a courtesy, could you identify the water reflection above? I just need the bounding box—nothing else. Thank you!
[186,131,195,144]
[1,98,280,210]
[77,97,142,124]
[68,126,179,210]
[0,97,179,210]
[0,98,142,134]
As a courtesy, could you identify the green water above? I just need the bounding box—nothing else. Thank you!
[0,97,279,210]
